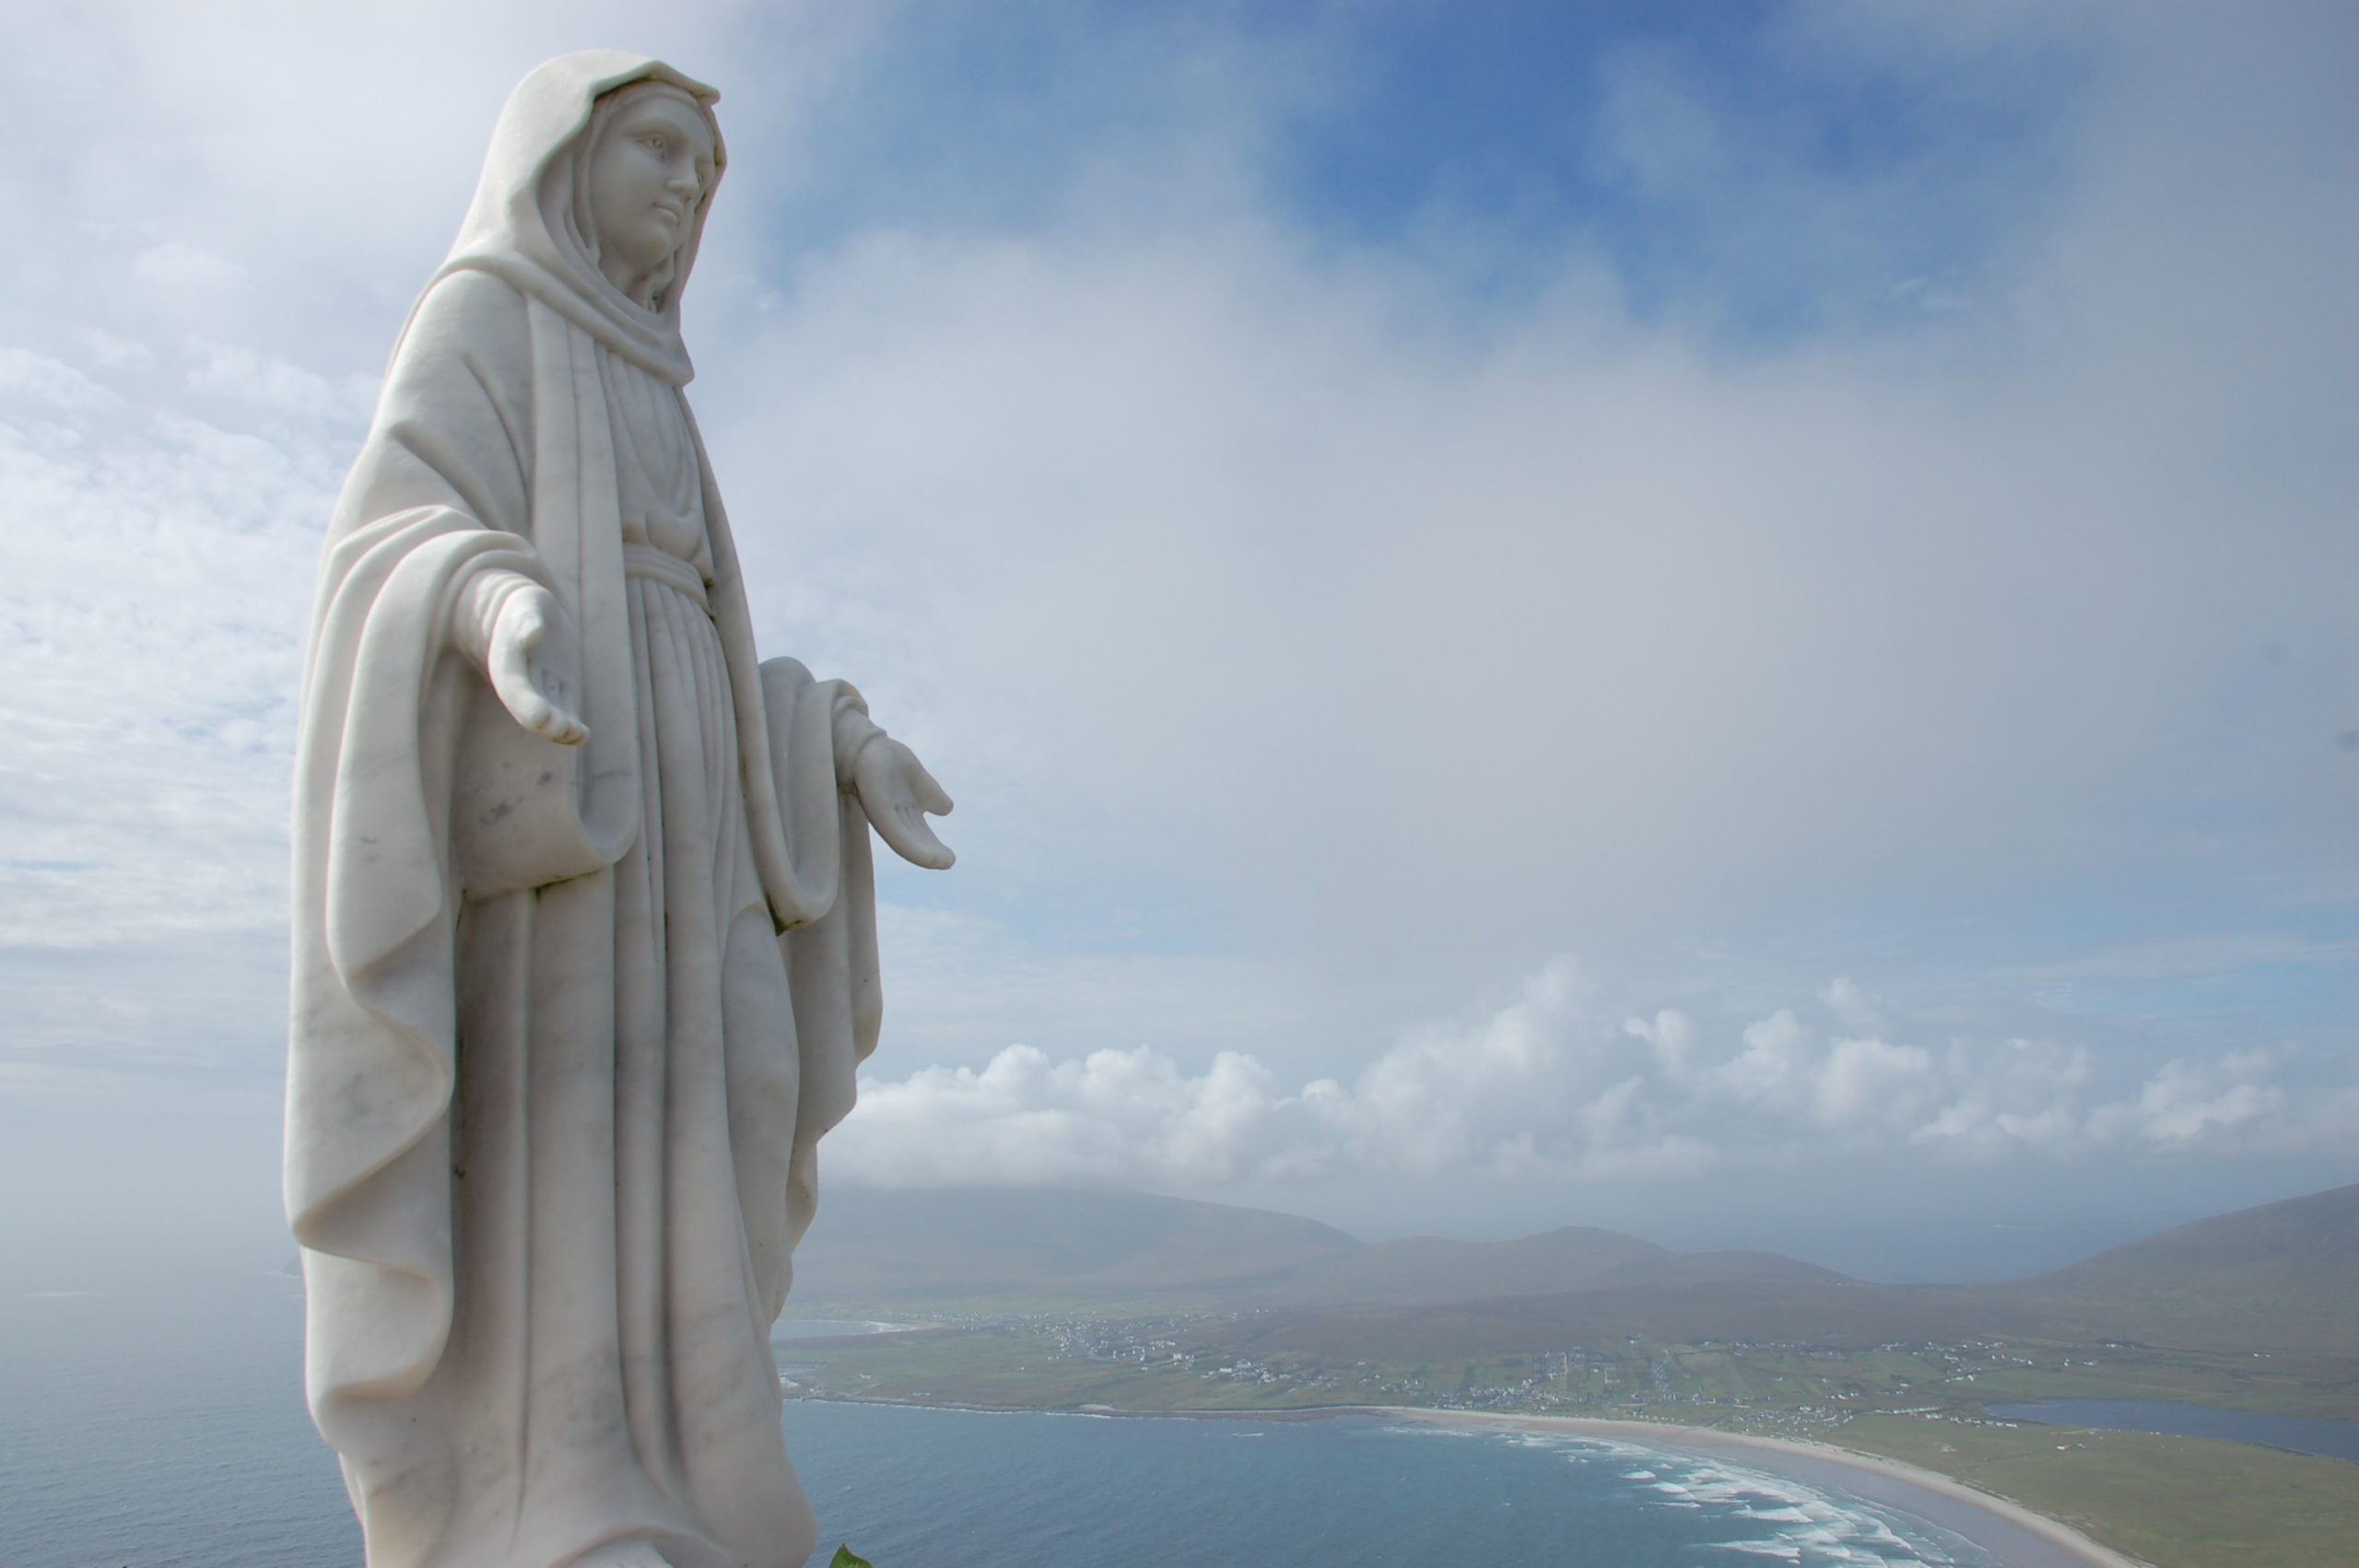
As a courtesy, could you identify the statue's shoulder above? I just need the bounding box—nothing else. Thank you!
[407,267,533,342]
[396,267,534,387]
[417,264,531,321]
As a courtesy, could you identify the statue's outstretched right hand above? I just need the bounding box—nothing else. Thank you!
[487,585,590,746]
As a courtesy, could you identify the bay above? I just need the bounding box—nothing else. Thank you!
[1986,1399,2359,1463]
[0,1277,1994,1566]
[787,1401,1999,1567]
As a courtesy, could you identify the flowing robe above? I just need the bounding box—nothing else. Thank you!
[287,256,878,1568]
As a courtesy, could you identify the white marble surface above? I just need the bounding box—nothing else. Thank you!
[286,51,951,1568]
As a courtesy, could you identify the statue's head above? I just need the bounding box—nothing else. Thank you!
[436,52,727,372]
[581,80,720,310]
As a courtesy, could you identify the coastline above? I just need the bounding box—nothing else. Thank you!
[1379,1409,2154,1568]
[786,1393,2157,1566]
[773,1318,942,1340]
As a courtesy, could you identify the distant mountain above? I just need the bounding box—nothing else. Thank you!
[792,1181,2359,1356]
[1252,1227,1665,1308]
[1200,1184,2359,1363]
[1987,1182,2359,1353]
[792,1187,1358,1308]
[1253,1229,1850,1310]
[795,1188,1847,1312]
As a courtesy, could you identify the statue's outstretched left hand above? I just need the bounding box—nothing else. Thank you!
[851,737,956,870]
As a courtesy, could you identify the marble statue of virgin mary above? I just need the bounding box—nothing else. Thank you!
[286,51,953,1568]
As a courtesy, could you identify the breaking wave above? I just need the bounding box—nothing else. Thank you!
[1384,1425,1982,1565]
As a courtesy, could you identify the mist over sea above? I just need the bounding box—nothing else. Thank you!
[0,1276,1993,1567]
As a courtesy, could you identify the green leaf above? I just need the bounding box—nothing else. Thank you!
[828,1548,874,1568]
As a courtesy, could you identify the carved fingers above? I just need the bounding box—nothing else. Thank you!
[853,736,957,871]
[487,586,590,746]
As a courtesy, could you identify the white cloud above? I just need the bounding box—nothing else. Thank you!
[1909,1036,2095,1158]
[2079,1044,2359,1154]
[1624,1009,1696,1076]
[831,957,2354,1191]
[130,240,241,294]
[0,348,121,412]
[1718,1010,1815,1108]
[698,40,2359,989]
[832,958,1588,1188]
[1820,977,1885,1035]
[1813,1036,1935,1130]
[0,369,328,954]
[186,345,377,423]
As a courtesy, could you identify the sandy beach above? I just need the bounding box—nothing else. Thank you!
[1380,1410,2154,1568]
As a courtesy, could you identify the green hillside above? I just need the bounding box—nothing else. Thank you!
[1256,1226,1773,1308]
[1990,1183,2359,1353]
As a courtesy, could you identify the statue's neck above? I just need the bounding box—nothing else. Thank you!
[600,252,666,310]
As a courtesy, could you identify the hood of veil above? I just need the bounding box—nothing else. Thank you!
[427,50,724,386]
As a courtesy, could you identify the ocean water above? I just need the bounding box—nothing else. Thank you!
[0,1277,1993,1567]
[788,1403,1998,1568]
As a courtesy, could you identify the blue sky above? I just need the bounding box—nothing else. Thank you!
[766,0,2084,339]
[1,0,2353,1285]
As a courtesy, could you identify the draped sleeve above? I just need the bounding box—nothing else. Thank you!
[285,270,557,1449]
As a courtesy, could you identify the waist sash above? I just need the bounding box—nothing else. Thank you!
[624,542,710,610]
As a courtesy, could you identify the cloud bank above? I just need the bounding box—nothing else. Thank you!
[829,959,2357,1191]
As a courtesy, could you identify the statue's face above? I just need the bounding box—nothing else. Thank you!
[586,88,716,289]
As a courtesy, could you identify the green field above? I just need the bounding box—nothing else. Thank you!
[1837,1414,2359,1568]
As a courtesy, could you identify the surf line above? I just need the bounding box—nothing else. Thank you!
[1377,1410,2154,1568]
